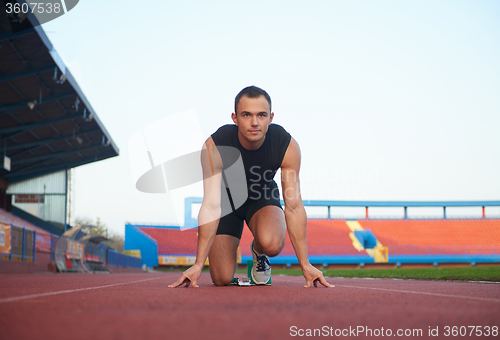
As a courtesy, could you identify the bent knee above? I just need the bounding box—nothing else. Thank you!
[210,268,234,286]
[265,245,283,257]
[259,237,285,257]
[212,275,234,286]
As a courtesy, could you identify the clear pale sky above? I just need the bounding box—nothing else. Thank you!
[40,0,500,235]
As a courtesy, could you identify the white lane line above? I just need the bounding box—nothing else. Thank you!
[336,284,500,303]
[0,277,162,304]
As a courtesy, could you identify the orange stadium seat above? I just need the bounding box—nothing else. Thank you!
[240,219,360,256]
[139,227,198,255]
[140,218,500,261]
[360,219,500,255]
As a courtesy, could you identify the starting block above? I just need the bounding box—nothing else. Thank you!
[231,260,272,286]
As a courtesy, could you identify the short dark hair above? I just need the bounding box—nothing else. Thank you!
[234,86,272,114]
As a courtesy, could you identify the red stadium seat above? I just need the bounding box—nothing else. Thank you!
[359,219,500,255]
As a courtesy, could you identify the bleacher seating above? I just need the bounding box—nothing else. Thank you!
[138,227,198,255]
[240,219,360,256]
[0,207,52,253]
[360,219,500,255]
[145,218,500,262]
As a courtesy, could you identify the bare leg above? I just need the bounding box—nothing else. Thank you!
[247,205,286,257]
[208,234,240,286]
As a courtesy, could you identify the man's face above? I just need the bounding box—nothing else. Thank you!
[232,95,274,149]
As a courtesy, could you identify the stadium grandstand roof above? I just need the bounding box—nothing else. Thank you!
[0,4,119,184]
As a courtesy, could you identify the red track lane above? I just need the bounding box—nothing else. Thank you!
[1,273,499,340]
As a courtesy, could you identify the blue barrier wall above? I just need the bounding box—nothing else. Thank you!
[107,248,142,268]
[124,224,158,267]
[242,254,500,266]
[7,225,36,262]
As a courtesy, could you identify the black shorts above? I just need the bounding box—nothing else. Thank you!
[216,194,283,239]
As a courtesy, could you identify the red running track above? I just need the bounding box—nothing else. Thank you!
[1,272,499,340]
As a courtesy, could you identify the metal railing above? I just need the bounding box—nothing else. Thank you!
[184,198,500,226]
[1,224,36,262]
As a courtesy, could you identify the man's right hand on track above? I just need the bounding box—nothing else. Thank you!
[168,264,203,288]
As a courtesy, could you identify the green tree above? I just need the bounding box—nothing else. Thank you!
[73,216,124,252]
[93,217,108,237]
[74,216,107,237]
[107,233,124,252]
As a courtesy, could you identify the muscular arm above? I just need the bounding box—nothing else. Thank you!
[281,138,333,288]
[194,137,223,266]
[169,137,222,287]
[280,138,309,266]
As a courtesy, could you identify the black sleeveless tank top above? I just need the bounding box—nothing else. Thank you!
[211,124,292,201]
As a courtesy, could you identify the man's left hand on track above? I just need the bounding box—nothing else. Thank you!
[168,265,202,288]
[302,263,334,288]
